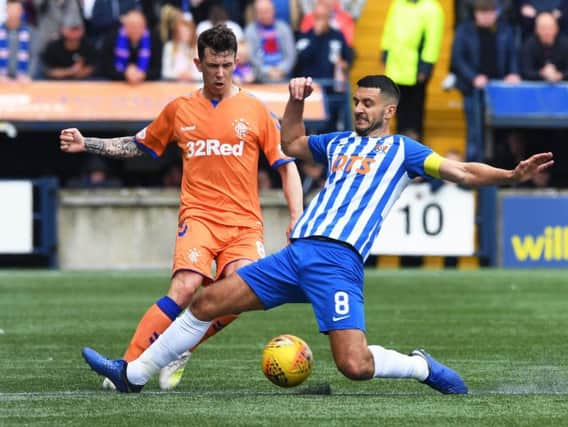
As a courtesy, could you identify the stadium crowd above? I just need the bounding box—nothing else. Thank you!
[450,0,568,189]
[0,0,361,192]
[0,1,357,116]
[1,0,568,188]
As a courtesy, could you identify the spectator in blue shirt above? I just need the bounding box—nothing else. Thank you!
[81,0,138,50]
[99,9,162,84]
[0,0,36,81]
[244,0,296,83]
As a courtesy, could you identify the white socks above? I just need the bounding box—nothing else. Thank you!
[127,310,211,385]
[368,345,429,381]
[124,315,429,386]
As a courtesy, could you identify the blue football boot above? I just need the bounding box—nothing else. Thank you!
[82,347,143,393]
[412,349,468,394]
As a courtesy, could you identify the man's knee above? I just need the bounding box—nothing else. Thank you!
[168,271,204,307]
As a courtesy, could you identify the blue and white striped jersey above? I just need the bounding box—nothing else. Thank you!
[290,131,442,261]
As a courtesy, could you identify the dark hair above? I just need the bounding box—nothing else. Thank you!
[197,24,237,60]
[357,75,400,104]
[473,0,497,11]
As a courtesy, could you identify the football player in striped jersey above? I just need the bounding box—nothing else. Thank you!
[83,74,553,394]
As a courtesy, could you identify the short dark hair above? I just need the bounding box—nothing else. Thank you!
[197,24,238,60]
[357,75,400,104]
[473,0,497,11]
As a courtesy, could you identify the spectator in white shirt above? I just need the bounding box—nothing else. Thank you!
[195,4,244,42]
[162,11,200,81]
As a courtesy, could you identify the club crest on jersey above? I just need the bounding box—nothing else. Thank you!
[233,119,249,139]
[188,248,200,264]
[374,143,391,154]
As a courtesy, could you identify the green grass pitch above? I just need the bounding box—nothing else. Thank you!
[1,269,568,426]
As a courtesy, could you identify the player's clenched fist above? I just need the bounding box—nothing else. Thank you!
[60,128,86,153]
[289,77,314,101]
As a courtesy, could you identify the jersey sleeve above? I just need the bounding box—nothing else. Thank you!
[307,133,334,164]
[259,106,294,169]
[403,136,442,179]
[307,131,346,165]
[134,98,179,158]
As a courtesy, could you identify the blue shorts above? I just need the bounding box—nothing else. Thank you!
[237,238,365,333]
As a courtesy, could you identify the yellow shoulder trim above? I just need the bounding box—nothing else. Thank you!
[424,153,443,179]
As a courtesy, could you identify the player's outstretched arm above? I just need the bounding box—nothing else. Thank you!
[60,128,145,159]
[281,77,314,162]
[439,152,554,187]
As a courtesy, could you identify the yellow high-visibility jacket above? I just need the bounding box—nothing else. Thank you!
[381,0,444,85]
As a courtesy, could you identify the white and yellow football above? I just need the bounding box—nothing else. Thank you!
[261,334,313,388]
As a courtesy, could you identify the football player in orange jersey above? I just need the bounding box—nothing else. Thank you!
[59,25,303,390]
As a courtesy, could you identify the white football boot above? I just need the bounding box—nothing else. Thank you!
[101,377,116,390]
[159,351,192,390]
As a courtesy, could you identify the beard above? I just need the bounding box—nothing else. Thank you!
[355,116,383,136]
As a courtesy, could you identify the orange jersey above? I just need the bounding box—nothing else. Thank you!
[135,89,292,227]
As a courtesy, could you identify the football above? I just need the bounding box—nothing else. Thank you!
[261,334,313,388]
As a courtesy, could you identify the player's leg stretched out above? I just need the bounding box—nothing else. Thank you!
[105,275,241,391]
[84,272,261,393]
[110,280,243,391]
[157,312,239,390]
[103,220,260,391]
[156,223,262,390]
[102,269,206,390]
[85,240,467,395]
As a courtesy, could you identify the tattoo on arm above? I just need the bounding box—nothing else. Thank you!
[84,136,145,159]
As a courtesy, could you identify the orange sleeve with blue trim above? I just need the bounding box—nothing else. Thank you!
[135,98,179,158]
[258,102,293,169]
